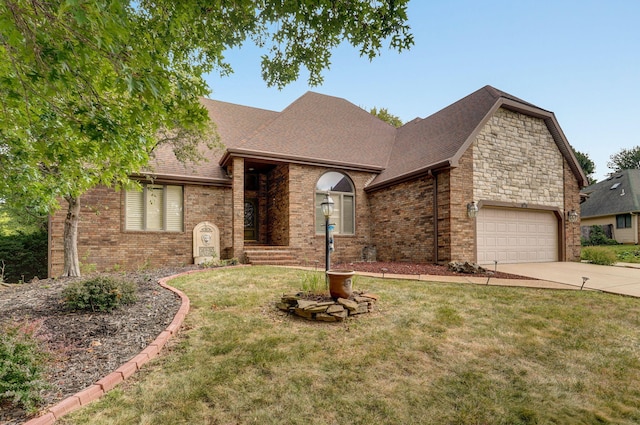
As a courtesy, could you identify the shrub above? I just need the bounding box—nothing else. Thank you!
[0,230,47,283]
[63,276,137,312]
[581,246,618,266]
[581,225,619,246]
[0,321,49,412]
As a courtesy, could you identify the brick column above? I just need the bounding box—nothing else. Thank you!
[232,157,245,260]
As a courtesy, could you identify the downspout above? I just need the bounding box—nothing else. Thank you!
[432,170,438,264]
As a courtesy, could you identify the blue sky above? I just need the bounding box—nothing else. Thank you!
[204,1,640,182]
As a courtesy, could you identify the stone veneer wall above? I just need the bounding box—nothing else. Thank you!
[267,164,290,246]
[287,164,376,265]
[473,108,564,209]
[368,176,436,263]
[49,184,232,277]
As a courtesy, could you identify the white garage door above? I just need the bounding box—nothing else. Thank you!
[477,208,558,264]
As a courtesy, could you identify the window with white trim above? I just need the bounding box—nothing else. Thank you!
[315,172,355,235]
[125,184,183,231]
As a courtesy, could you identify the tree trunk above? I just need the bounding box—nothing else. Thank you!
[62,195,81,277]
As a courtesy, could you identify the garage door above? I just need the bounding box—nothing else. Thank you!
[477,208,558,264]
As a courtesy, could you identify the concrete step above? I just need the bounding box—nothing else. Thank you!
[244,247,300,266]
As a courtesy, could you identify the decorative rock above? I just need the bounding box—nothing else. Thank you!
[355,303,369,314]
[305,305,330,313]
[297,300,318,309]
[331,310,348,319]
[447,261,487,274]
[316,313,338,322]
[337,298,359,312]
[326,304,345,314]
[276,302,291,311]
[278,291,377,322]
[294,308,314,319]
[354,296,372,303]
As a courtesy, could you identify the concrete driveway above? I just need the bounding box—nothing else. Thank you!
[497,262,640,297]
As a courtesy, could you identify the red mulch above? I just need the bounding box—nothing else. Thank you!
[333,261,530,280]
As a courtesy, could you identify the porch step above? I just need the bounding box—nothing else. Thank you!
[244,247,300,266]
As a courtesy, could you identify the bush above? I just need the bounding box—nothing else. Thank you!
[63,276,137,312]
[581,246,618,266]
[0,230,47,283]
[581,225,619,246]
[0,321,49,412]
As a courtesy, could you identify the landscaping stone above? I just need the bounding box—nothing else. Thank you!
[278,291,378,322]
[447,261,487,274]
[337,298,359,311]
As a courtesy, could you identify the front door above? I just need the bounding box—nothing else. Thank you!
[244,199,258,241]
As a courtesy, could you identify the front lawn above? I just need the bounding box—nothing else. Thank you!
[60,267,640,425]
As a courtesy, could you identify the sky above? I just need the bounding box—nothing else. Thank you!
[204,1,640,183]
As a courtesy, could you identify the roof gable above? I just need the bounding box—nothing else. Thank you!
[367,85,588,189]
[581,169,640,217]
[222,91,396,171]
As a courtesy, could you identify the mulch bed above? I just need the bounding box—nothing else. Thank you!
[0,268,190,425]
[334,261,529,279]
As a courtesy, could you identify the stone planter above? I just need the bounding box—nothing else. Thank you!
[327,269,355,300]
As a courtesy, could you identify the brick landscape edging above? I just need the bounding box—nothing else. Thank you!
[24,270,198,425]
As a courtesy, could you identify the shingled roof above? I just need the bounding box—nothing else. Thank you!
[366,85,587,189]
[581,169,640,218]
[147,85,587,189]
[219,91,396,171]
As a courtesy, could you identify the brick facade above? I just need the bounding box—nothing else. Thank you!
[266,164,290,246]
[563,158,582,261]
[287,165,376,266]
[368,176,436,262]
[49,184,232,276]
[47,108,584,276]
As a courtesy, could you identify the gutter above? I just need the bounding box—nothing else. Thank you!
[365,160,452,192]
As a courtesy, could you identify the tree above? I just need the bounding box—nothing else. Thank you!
[1,1,412,277]
[571,147,596,185]
[608,146,640,172]
[370,107,403,127]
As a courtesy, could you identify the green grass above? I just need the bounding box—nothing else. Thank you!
[604,244,640,263]
[59,267,640,425]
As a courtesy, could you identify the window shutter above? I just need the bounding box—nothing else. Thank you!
[166,185,183,231]
[146,185,164,230]
[125,190,144,230]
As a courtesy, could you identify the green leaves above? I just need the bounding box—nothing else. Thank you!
[0,0,412,275]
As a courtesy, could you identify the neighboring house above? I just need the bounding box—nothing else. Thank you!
[580,169,640,244]
[48,86,587,276]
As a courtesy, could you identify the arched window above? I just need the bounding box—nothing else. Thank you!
[315,172,355,235]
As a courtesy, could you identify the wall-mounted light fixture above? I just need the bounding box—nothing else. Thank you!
[568,209,579,223]
[467,201,479,218]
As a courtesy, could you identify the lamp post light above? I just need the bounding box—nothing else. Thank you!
[320,193,335,273]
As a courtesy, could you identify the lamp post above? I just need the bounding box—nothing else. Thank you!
[320,193,335,273]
